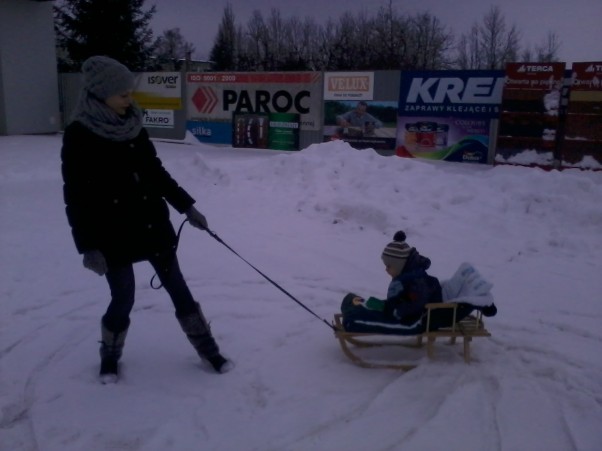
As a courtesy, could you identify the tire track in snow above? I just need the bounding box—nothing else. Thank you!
[1,293,98,451]
[484,335,601,450]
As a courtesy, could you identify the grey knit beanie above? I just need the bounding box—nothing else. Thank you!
[82,56,135,100]
[381,230,411,272]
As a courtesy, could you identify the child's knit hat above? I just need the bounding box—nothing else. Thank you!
[381,230,411,272]
[82,55,135,100]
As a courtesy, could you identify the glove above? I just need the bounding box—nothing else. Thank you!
[83,250,108,276]
[185,206,208,230]
[352,296,385,311]
[351,296,365,306]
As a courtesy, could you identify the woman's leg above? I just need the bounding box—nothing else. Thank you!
[149,254,197,316]
[99,264,136,381]
[150,255,231,373]
[103,264,136,332]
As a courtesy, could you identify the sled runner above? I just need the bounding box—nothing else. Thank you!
[333,302,491,370]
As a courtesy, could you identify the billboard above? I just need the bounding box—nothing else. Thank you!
[132,72,184,138]
[495,62,566,167]
[561,62,602,169]
[268,113,300,151]
[322,72,398,151]
[323,99,398,150]
[132,72,182,110]
[186,72,322,145]
[396,70,504,164]
[232,112,300,151]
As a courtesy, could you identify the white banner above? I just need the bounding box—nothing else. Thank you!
[142,109,174,128]
[323,72,374,100]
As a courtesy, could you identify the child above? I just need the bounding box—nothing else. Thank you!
[341,231,497,334]
[342,231,442,334]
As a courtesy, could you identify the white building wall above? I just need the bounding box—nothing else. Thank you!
[0,0,60,135]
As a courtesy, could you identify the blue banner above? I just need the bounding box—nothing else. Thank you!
[398,70,505,119]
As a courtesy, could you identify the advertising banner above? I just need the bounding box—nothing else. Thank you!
[142,109,174,128]
[232,112,300,151]
[232,113,269,148]
[495,62,566,167]
[186,72,322,145]
[397,117,491,163]
[269,113,300,151]
[133,72,182,110]
[323,72,374,100]
[561,62,602,169]
[396,70,504,164]
[130,72,186,138]
[323,99,398,150]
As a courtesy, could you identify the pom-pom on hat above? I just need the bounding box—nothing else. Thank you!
[81,55,135,100]
[381,230,411,272]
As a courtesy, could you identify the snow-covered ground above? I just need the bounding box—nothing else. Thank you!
[1,134,601,451]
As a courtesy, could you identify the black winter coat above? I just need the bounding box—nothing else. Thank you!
[61,121,195,266]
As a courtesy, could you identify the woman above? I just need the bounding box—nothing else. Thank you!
[61,55,232,383]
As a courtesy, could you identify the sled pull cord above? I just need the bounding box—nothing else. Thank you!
[202,225,336,332]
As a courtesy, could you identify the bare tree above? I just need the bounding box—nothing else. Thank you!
[351,11,377,70]
[370,1,408,69]
[202,4,535,71]
[535,31,561,62]
[282,16,321,70]
[456,24,482,69]
[314,18,338,70]
[406,12,453,69]
[519,31,561,63]
[234,24,255,70]
[455,6,520,69]
[329,12,361,70]
[520,46,534,63]
[244,10,269,70]
[264,8,287,70]
[479,6,520,69]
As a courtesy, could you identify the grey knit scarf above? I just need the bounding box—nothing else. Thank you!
[71,90,143,142]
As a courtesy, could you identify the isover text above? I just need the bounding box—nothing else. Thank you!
[223,90,310,113]
[147,75,179,85]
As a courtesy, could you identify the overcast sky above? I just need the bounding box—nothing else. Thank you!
[149,0,601,66]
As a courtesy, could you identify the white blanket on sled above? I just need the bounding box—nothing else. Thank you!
[440,262,494,306]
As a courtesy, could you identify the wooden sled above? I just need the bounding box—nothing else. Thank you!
[333,303,491,370]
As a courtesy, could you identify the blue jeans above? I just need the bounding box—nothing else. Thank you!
[102,255,197,333]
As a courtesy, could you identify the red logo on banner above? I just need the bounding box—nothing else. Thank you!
[192,87,218,113]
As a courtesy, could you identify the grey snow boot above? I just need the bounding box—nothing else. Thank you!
[99,321,128,383]
[176,303,232,373]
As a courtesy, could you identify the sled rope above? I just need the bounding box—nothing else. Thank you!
[150,219,189,290]
[151,220,335,331]
[202,225,336,331]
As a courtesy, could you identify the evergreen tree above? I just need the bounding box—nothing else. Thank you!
[152,28,196,70]
[210,3,237,71]
[54,0,156,71]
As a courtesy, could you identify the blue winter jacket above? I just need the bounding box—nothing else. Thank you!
[382,248,443,325]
